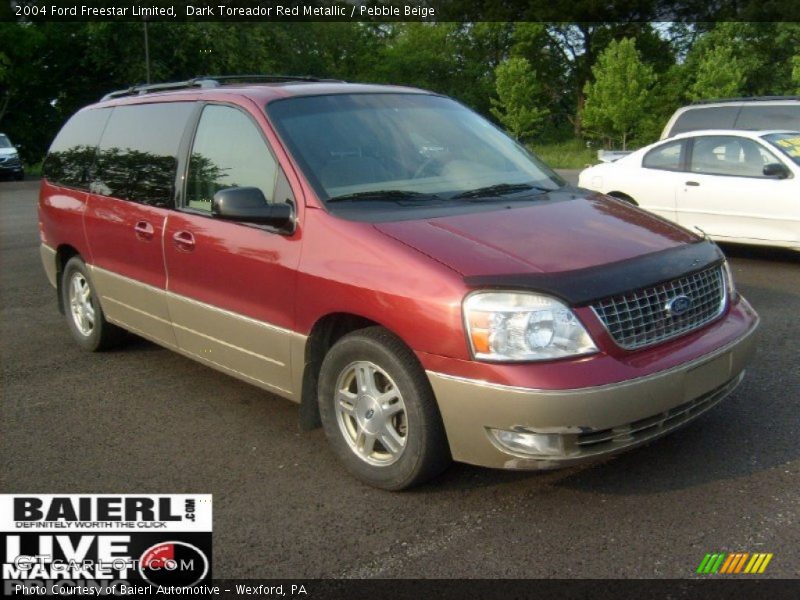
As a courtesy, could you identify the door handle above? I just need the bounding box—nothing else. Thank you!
[134,220,155,240]
[685,181,700,187]
[172,230,196,252]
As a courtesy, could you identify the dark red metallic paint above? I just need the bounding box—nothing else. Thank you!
[39,183,93,262]
[374,195,698,277]
[163,211,302,331]
[84,194,169,290]
[39,84,759,397]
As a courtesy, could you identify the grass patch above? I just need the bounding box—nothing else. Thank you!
[529,139,599,170]
[24,161,43,177]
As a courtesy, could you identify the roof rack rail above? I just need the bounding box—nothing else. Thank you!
[203,74,344,84]
[101,74,344,101]
[690,95,800,105]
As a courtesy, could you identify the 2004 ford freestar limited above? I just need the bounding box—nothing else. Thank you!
[38,78,759,489]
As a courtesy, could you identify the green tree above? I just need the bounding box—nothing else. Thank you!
[258,23,384,81]
[490,57,548,141]
[373,24,463,98]
[683,23,800,98]
[0,50,9,124]
[640,63,687,142]
[539,23,675,137]
[582,38,655,150]
[508,23,569,138]
[793,55,800,93]
[688,44,744,101]
[455,22,515,115]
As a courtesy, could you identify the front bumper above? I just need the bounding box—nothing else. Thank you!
[427,317,758,469]
[0,159,23,174]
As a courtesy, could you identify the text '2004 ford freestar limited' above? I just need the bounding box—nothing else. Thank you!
[39,76,759,490]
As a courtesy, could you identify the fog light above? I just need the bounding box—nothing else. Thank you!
[489,428,565,457]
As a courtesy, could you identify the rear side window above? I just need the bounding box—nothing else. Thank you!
[92,102,194,207]
[185,104,278,212]
[643,139,685,170]
[735,105,800,130]
[43,109,111,190]
[668,106,739,136]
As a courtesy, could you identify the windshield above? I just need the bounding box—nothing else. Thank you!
[762,132,800,166]
[266,94,563,204]
[0,135,12,149]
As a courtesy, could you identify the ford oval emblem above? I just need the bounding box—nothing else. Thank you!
[665,295,692,317]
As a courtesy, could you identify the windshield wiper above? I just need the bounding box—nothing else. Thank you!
[327,190,435,203]
[450,182,554,200]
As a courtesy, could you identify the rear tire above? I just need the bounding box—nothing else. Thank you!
[318,327,451,490]
[61,256,126,351]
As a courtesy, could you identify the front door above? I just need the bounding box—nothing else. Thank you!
[163,103,304,399]
[677,135,798,244]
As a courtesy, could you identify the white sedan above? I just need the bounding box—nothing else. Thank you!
[578,129,800,252]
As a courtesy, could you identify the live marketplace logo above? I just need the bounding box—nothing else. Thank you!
[1,494,212,595]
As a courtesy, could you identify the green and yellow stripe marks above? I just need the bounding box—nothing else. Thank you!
[697,553,726,574]
[697,552,773,574]
[744,553,773,574]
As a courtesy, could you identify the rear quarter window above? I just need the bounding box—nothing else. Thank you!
[643,139,685,170]
[42,109,111,190]
[668,106,740,137]
[93,102,194,207]
[735,105,800,130]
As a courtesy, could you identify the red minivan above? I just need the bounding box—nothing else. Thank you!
[39,77,759,489]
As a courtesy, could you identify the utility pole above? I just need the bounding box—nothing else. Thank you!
[143,19,151,84]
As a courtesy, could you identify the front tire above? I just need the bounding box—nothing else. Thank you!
[61,256,125,351]
[318,327,451,490]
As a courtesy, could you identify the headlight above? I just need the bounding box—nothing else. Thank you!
[722,259,737,301]
[464,292,598,362]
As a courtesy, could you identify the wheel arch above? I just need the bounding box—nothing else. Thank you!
[608,191,638,205]
[55,244,81,314]
[298,312,413,431]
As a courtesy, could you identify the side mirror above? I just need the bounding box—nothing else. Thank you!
[763,163,790,179]
[212,187,294,230]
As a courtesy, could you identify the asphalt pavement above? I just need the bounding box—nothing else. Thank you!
[1,177,798,578]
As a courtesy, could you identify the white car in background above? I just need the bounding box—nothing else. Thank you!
[0,133,24,181]
[578,129,800,252]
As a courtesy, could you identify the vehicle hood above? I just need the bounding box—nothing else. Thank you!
[0,147,18,157]
[373,191,699,277]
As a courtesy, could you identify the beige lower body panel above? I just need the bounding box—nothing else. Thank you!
[166,293,303,399]
[428,320,759,470]
[40,244,58,289]
[90,266,178,350]
[88,265,305,401]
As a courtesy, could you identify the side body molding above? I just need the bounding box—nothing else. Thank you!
[89,265,306,400]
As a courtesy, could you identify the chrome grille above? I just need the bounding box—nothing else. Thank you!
[591,265,726,350]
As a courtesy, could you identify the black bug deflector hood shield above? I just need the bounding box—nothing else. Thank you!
[462,240,726,307]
